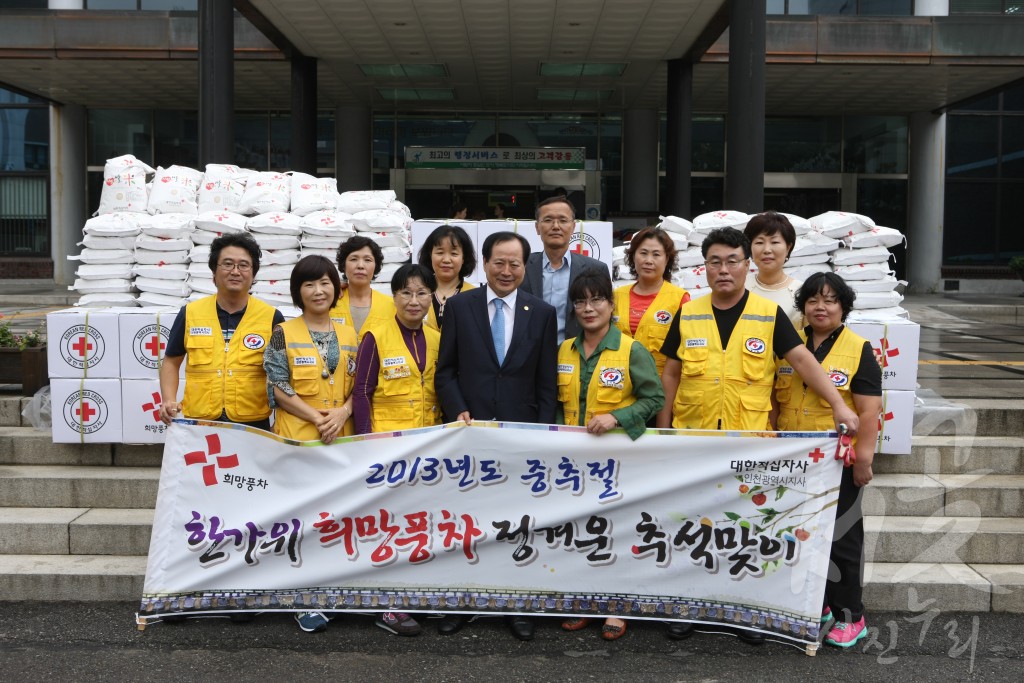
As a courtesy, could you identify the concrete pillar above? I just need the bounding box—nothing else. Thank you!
[335,105,371,191]
[622,108,658,213]
[725,0,766,213]
[914,0,949,16]
[290,54,317,174]
[907,112,946,293]
[49,103,87,287]
[48,0,84,7]
[198,0,234,166]
[665,59,693,218]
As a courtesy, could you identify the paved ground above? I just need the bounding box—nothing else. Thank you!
[0,603,1019,682]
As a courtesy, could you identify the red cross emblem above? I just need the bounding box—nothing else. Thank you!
[808,448,825,463]
[272,215,284,223]
[76,401,98,423]
[873,338,900,368]
[320,217,334,225]
[571,243,590,256]
[144,335,165,359]
[184,434,239,486]
[71,335,93,358]
[140,392,162,422]
[215,213,229,222]
[878,411,895,430]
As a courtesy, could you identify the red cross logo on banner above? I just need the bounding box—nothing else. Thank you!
[808,448,825,463]
[71,335,93,358]
[184,434,239,486]
[140,392,162,422]
[144,335,164,359]
[571,243,590,257]
[76,401,98,424]
[873,338,900,368]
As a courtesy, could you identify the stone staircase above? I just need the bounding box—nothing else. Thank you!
[0,394,1022,612]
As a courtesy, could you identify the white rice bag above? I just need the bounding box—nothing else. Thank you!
[848,277,903,293]
[381,246,412,263]
[140,212,194,238]
[350,209,413,233]
[834,263,894,281]
[376,262,403,283]
[237,172,291,215]
[187,278,217,295]
[81,234,138,250]
[69,249,135,264]
[778,213,812,236]
[387,199,411,216]
[852,290,904,310]
[135,277,192,297]
[830,245,894,266]
[261,248,302,265]
[791,233,841,257]
[137,291,188,308]
[132,262,189,280]
[204,164,253,181]
[784,253,831,267]
[251,281,291,296]
[76,292,138,307]
[300,210,355,236]
[658,215,695,238]
[251,234,300,251]
[147,165,202,215]
[299,248,340,260]
[366,231,411,249]
[785,263,832,282]
[198,175,246,213]
[83,212,142,236]
[337,189,396,213]
[301,235,347,249]
[135,234,193,252]
[258,264,298,281]
[98,154,154,215]
[71,278,133,293]
[844,226,906,249]
[193,210,247,233]
[809,211,875,238]
[189,245,211,262]
[134,249,189,265]
[76,263,133,280]
[290,173,338,216]
[692,210,750,232]
[676,246,706,268]
[247,212,302,235]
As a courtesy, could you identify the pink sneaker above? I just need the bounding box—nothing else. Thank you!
[820,606,832,624]
[825,616,867,648]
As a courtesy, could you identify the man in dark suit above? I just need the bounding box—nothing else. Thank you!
[521,195,606,344]
[434,230,557,640]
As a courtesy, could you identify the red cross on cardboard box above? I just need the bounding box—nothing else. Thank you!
[144,335,165,358]
[571,243,589,257]
[75,401,97,423]
[71,335,93,358]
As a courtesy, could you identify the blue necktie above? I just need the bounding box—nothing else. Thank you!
[491,298,505,365]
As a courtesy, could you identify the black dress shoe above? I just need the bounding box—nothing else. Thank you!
[666,621,695,640]
[507,616,535,641]
[735,627,766,645]
[437,614,469,635]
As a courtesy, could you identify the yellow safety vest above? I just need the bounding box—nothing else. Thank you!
[671,292,778,431]
[557,333,639,426]
[613,281,688,376]
[368,320,441,433]
[425,280,476,331]
[273,317,358,441]
[330,288,396,342]
[182,295,275,422]
[776,326,865,441]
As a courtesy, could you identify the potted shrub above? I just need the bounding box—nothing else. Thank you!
[0,315,48,394]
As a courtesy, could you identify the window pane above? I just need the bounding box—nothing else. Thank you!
[0,86,32,105]
[998,182,1024,261]
[395,117,493,166]
[857,179,908,279]
[944,182,997,264]
[765,117,841,172]
[602,174,621,215]
[844,116,908,173]
[946,115,999,178]
[87,109,152,166]
[858,0,912,14]
[693,116,725,172]
[373,116,394,173]
[767,0,786,14]
[1003,82,1024,111]
[86,0,138,9]
[949,0,1009,13]
[1001,115,1024,178]
[269,114,290,170]
[0,1,48,11]
[0,108,48,171]
[141,0,198,9]
[317,115,335,171]
[599,116,621,172]
[0,176,48,257]
[234,113,267,170]
[691,177,724,216]
[153,110,198,169]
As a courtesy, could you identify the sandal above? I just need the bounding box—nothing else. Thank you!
[601,618,627,641]
[562,617,592,631]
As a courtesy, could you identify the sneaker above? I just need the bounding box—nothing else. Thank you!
[825,616,867,648]
[820,606,832,624]
[294,611,329,633]
[376,611,421,636]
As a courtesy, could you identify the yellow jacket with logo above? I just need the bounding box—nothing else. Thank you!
[369,320,441,432]
[557,334,639,425]
[183,295,275,422]
[330,288,396,342]
[424,280,475,331]
[776,325,864,438]
[613,281,688,376]
[671,292,778,431]
[273,317,358,441]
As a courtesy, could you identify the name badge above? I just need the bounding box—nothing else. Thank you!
[293,356,318,366]
[777,366,794,375]
[557,363,575,374]
[686,338,707,348]
[383,356,406,368]
[383,365,411,380]
[189,327,212,336]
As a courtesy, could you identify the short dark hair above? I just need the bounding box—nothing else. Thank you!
[535,195,575,220]
[289,255,341,310]
[701,227,751,259]
[390,263,437,294]
[336,235,384,280]
[481,231,531,263]
[625,227,678,281]
[795,272,857,322]
[450,202,467,218]
[417,225,476,280]
[568,266,613,303]
[209,232,262,277]
[744,211,797,259]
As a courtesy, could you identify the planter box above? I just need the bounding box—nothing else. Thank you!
[0,346,49,394]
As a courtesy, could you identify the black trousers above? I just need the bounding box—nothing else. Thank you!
[825,466,865,623]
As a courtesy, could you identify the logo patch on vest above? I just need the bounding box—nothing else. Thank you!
[557,363,575,374]
[654,309,672,324]
[686,338,707,348]
[383,365,411,380]
[293,356,317,366]
[242,333,265,350]
[745,337,766,354]
[598,367,625,389]
[347,356,356,376]
[778,366,794,375]
[829,369,850,387]
[383,356,406,368]
[189,327,212,336]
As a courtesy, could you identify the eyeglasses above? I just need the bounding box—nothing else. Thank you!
[538,217,575,228]
[396,289,432,301]
[573,296,609,309]
[218,261,252,272]
[704,258,748,271]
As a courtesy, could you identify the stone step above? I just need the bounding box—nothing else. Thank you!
[865,516,1024,565]
[914,399,1024,438]
[0,427,163,467]
[875,435,1024,475]
[0,466,159,508]
[0,554,146,601]
[864,474,1024,518]
[0,507,154,556]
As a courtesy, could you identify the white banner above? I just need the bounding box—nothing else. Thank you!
[140,421,843,644]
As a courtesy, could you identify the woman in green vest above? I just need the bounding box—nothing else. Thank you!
[556,267,664,641]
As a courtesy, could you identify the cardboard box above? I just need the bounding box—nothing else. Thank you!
[847,319,921,391]
[51,378,123,443]
[46,308,122,379]
[117,308,179,379]
[876,389,915,455]
[121,378,185,444]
